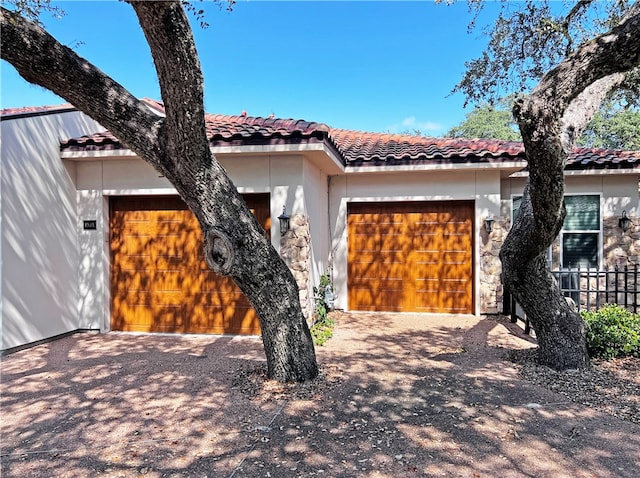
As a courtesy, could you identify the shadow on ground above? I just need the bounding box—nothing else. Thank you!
[1,313,638,478]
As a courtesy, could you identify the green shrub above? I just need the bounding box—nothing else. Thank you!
[310,315,335,346]
[581,304,640,360]
[311,273,335,346]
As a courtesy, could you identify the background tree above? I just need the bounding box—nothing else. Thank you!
[446,95,640,150]
[1,1,318,382]
[453,0,640,369]
[579,102,640,149]
[445,96,520,140]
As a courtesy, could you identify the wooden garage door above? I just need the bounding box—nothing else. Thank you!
[348,201,474,313]
[110,194,270,335]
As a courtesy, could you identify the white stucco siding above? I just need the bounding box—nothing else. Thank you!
[501,175,640,217]
[74,154,314,329]
[329,170,502,314]
[302,160,330,297]
[1,111,103,350]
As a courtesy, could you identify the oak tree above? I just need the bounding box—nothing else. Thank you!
[1,1,318,382]
[456,0,640,369]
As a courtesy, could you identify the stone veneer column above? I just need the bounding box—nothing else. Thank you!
[479,217,507,314]
[279,214,312,318]
[603,215,640,267]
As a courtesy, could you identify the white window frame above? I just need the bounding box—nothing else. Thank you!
[510,193,602,269]
[559,193,602,269]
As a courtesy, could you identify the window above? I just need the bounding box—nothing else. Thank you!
[561,195,600,268]
[511,194,601,268]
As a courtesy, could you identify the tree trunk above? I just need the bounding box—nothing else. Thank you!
[501,5,640,370]
[1,2,318,382]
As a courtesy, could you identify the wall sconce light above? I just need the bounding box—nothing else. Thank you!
[278,205,290,236]
[619,210,632,233]
[484,215,495,234]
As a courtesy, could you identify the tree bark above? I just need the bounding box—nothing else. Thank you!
[501,4,640,370]
[1,3,318,382]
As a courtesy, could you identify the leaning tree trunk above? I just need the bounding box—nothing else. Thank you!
[500,5,640,370]
[1,2,318,382]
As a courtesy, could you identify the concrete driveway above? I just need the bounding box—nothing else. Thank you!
[1,312,639,477]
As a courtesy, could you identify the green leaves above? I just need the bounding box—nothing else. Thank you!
[579,103,640,149]
[453,0,638,107]
[446,98,520,140]
[582,304,640,360]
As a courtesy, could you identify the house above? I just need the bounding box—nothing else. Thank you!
[2,101,639,351]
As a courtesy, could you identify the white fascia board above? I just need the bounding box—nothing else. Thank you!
[61,149,137,160]
[61,142,346,172]
[510,168,640,178]
[345,160,528,174]
[102,188,178,196]
[211,143,345,171]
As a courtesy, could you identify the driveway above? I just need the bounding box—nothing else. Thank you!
[1,313,638,477]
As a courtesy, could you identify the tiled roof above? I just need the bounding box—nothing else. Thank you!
[61,110,331,151]
[204,113,330,143]
[329,129,526,163]
[0,103,75,119]
[565,147,640,170]
[53,101,640,170]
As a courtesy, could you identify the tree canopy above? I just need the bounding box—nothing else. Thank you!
[447,95,640,150]
[578,103,640,149]
[454,0,640,108]
[445,97,520,140]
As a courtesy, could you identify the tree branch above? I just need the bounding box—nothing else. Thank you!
[560,0,593,55]
[129,1,209,170]
[560,73,625,151]
[526,2,640,126]
[0,6,165,167]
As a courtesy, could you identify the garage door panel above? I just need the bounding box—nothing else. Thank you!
[225,309,261,334]
[349,259,405,281]
[348,201,474,313]
[350,286,406,311]
[114,271,152,292]
[153,305,186,332]
[189,305,260,334]
[193,290,249,306]
[117,234,153,256]
[114,304,153,331]
[111,194,269,335]
[118,290,153,305]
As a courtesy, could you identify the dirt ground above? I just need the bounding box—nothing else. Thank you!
[1,312,639,478]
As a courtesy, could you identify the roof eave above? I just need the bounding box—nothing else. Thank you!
[509,166,640,178]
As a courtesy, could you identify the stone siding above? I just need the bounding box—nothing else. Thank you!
[279,214,312,317]
[479,216,507,314]
[480,213,639,314]
[603,215,640,267]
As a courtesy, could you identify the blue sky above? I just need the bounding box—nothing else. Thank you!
[1,1,502,135]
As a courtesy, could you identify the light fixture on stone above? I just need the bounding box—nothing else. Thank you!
[619,210,632,233]
[278,205,290,236]
[484,215,495,234]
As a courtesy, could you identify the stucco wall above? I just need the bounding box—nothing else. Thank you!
[1,111,103,351]
[501,174,640,268]
[74,153,329,330]
[496,174,640,312]
[328,169,503,315]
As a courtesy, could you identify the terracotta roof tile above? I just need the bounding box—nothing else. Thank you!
[328,129,526,163]
[51,101,640,171]
[0,103,75,119]
[565,147,640,169]
[204,113,330,141]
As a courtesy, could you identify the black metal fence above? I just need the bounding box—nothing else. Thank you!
[505,264,639,334]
